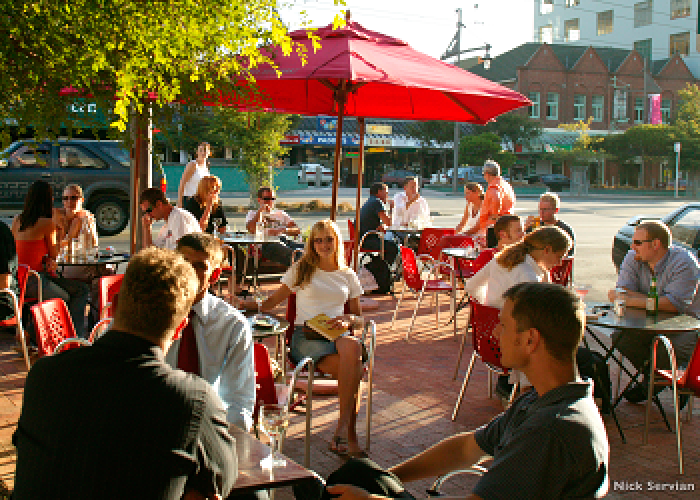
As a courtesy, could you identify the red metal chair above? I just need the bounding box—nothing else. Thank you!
[285,294,376,451]
[644,335,700,474]
[343,240,355,267]
[1,265,41,370]
[433,234,475,278]
[417,228,455,262]
[391,246,455,341]
[253,342,314,467]
[550,256,573,286]
[30,298,91,358]
[452,299,518,421]
[98,274,123,320]
[347,220,384,263]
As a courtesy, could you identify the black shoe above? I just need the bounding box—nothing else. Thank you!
[623,382,664,404]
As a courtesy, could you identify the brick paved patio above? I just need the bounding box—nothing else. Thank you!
[0,284,697,498]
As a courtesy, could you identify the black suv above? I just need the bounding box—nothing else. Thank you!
[0,139,163,236]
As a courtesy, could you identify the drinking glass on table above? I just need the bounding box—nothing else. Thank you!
[613,288,627,316]
[254,289,267,315]
[259,403,290,468]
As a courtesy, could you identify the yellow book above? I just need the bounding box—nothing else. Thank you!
[305,313,346,341]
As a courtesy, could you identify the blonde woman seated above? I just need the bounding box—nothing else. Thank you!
[235,219,366,457]
[53,184,98,251]
[464,226,572,308]
[183,175,227,234]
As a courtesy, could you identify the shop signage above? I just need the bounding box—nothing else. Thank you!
[367,124,392,134]
[317,117,338,131]
[368,147,387,153]
[345,151,359,158]
[297,135,360,146]
[367,137,392,147]
[280,135,300,144]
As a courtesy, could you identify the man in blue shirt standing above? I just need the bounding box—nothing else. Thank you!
[607,220,700,403]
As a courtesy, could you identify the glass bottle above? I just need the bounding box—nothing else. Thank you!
[646,275,659,316]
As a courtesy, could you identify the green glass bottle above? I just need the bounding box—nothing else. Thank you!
[646,275,659,316]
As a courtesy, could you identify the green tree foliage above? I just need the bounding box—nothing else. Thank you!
[0,0,341,144]
[459,132,515,169]
[602,124,673,166]
[482,111,542,149]
[548,118,605,168]
[405,121,454,178]
[672,84,700,178]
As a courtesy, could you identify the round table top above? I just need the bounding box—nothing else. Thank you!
[245,313,289,339]
[586,302,700,332]
[387,227,425,234]
[57,253,130,266]
[441,247,478,259]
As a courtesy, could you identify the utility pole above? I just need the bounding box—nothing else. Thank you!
[451,8,464,194]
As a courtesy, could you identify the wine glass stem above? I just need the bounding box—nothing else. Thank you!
[269,435,277,457]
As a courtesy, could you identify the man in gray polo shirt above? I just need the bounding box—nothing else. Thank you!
[607,220,700,403]
[324,283,609,500]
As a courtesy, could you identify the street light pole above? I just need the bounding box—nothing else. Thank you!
[674,141,681,199]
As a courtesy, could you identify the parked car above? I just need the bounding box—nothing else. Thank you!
[436,167,486,187]
[381,169,427,188]
[539,174,571,191]
[0,139,164,236]
[611,203,700,272]
[296,163,333,186]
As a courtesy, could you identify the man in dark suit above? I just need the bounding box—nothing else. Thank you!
[13,247,238,499]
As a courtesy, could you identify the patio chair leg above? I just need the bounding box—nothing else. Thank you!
[391,286,406,328]
[407,287,426,341]
[453,325,470,380]
[452,352,477,421]
[653,394,673,432]
[435,292,439,326]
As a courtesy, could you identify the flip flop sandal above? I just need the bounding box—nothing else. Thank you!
[328,435,349,457]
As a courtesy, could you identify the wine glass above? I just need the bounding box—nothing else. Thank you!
[212,217,223,229]
[259,403,290,469]
[254,289,266,315]
[573,283,591,301]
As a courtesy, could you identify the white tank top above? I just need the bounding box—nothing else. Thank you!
[183,162,210,197]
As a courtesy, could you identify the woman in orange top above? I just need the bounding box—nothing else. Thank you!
[11,181,90,338]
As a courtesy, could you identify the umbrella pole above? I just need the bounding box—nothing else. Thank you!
[330,82,347,221]
[353,117,365,271]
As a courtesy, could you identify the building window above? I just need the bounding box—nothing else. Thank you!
[634,39,652,65]
[670,32,690,56]
[541,0,553,15]
[574,94,586,121]
[670,0,691,19]
[566,0,580,6]
[634,1,652,27]
[546,93,559,120]
[661,98,672,123]
[634,97,644,123]
[597,10,614,35]
[592,95,604,122]
[565,19,580,41]
[539,24,553,44]
[529,92,540,119]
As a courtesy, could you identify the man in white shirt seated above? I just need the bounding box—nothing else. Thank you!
[392,177,430,228]
[140,188,201,250]
[245,186,303,267]
[170,233,256,433]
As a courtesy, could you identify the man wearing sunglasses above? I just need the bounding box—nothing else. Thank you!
[245,186,303,267]
[606,220,700,404]
[140,188,201,250]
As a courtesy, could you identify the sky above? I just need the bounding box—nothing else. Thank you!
[279,0,535,60]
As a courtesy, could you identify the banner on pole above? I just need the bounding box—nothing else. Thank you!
[648,94,661,124]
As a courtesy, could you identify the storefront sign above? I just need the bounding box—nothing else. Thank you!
[367,147,387,153]
[297,135,360,146]
[279,135,300,144]
[345,151,359,158]
[317,117,338,131]
[367,137,392,147]
[367,124,392,134]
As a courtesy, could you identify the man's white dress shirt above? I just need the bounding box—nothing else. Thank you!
[154,207,201,250]
[392,191,430,227]
[165,292,255,431]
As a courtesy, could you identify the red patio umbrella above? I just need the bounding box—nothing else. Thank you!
[225,15,530,268]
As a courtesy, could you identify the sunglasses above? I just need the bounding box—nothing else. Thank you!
[143,207,154,214]
[313,236,335,245]
[262,197,276,201]
[62,195,80,201]
[632,239,653,246]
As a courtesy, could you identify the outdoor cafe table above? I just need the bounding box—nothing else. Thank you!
[386,226,423,247]
[585,302,700,442]
[56,252,130,273]
[245,312,290,382]
[441,247,479,337]
[222,233,282,289]
[228,424,316,496]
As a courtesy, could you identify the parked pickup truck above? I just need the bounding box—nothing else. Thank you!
[0,139,164,236]
[297,163,333,186]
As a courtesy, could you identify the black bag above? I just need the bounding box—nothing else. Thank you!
[362,254,392,295]
[577,347,612,415]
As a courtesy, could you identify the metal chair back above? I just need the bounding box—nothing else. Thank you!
[99,274,123,320]
[30,298,89,357]
[470,300,508,372]
[550,257,573,286]
[400,246,423,291]
[418,228,455,259]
